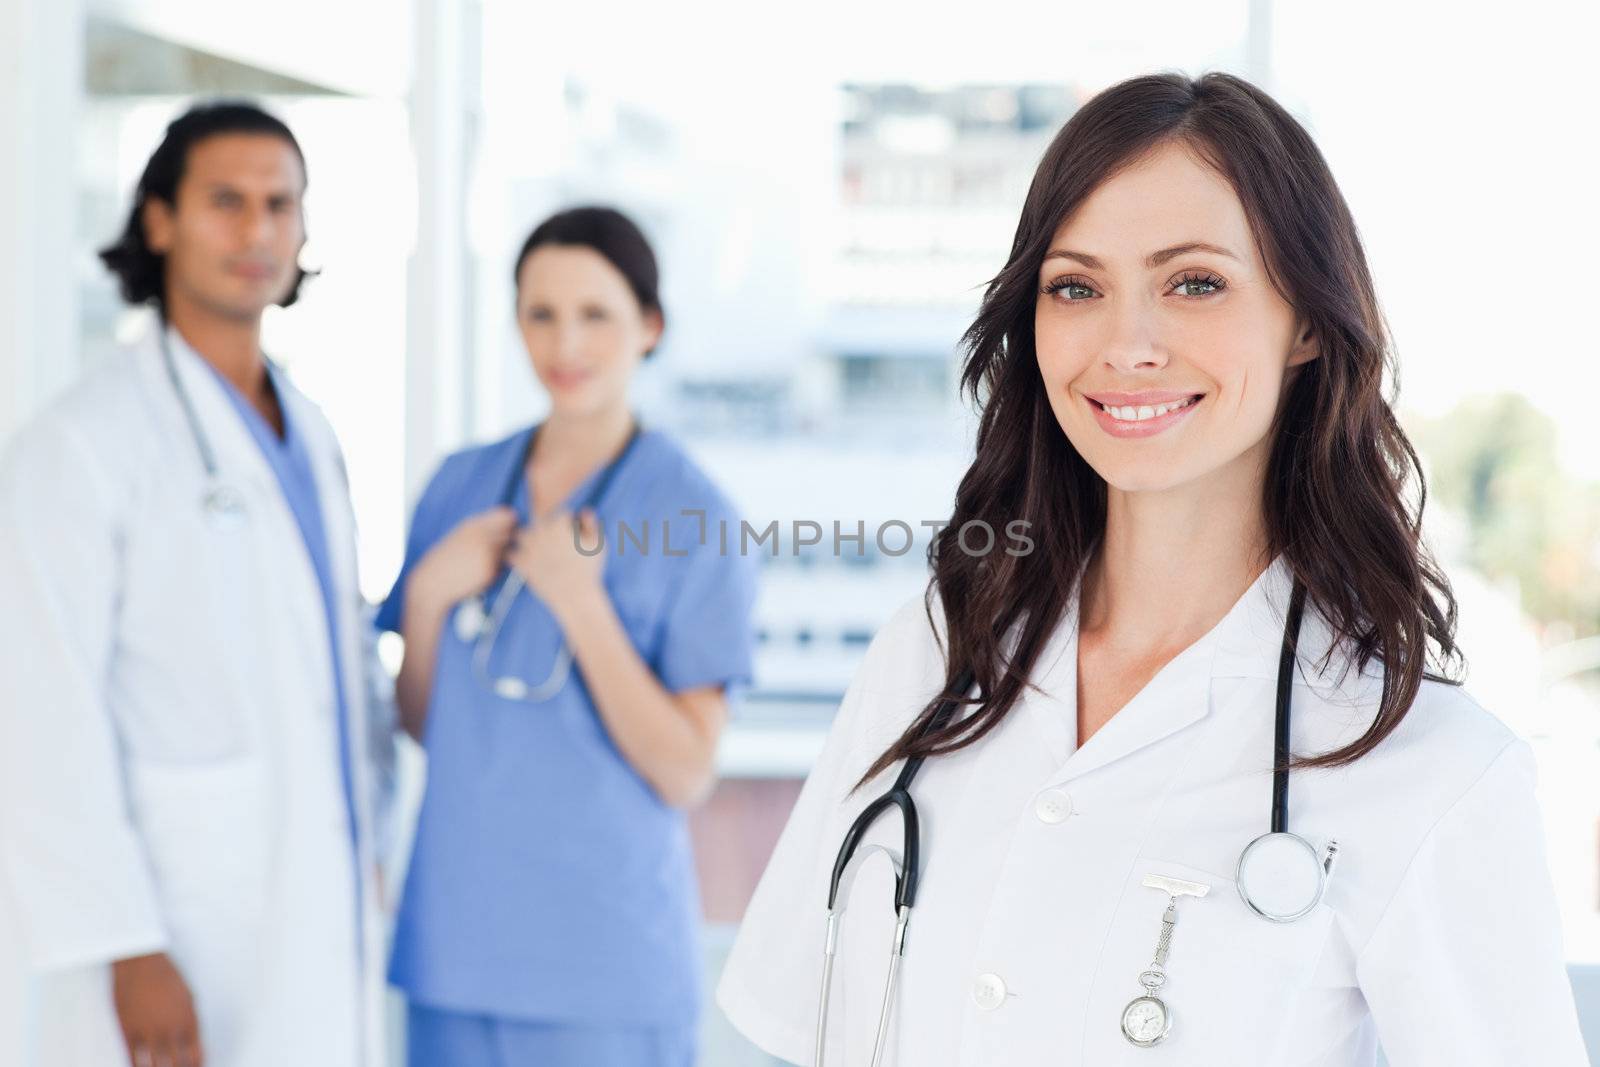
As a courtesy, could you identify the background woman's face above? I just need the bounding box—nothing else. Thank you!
[515,244,661,418]
[1033,139,1317,496]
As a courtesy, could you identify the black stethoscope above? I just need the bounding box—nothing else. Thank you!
[450,416,643,702]
[814,576,1339,1064]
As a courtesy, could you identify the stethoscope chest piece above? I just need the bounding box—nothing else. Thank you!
[202,483,249,532]
[453,598,487,644]
[1236,831,1339,923]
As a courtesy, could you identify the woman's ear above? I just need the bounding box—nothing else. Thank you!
[641,307,664,359]
[1287,317,1319,368]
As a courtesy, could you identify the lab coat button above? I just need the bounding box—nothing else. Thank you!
[1034,788,1073,824]
[972,972,1007,1010]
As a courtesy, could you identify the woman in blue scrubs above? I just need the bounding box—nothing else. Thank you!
[377,206,760,1066]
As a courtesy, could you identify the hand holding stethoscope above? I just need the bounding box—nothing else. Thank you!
[444,419,642,702]
[505,506,607,615]
[413,499,608,702]
[410,505,521,617]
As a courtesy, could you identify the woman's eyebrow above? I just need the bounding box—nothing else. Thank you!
[1042,241,1241,270]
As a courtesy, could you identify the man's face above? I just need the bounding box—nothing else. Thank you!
[143,132,307,323]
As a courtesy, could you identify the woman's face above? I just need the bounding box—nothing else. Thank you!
[516,244,661,418]
[1034,139,1317,496]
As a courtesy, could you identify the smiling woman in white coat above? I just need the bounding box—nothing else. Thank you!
[0,103,394,1066]
[716,72,1589,1066]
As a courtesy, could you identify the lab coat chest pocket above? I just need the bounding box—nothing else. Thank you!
[128,755,272,931]
[1085,856,1334,1063]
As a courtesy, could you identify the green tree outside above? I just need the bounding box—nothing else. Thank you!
[1412,393,1600,638]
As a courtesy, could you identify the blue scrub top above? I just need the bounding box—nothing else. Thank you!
[376,425,759,1026]
[205,361,363,947]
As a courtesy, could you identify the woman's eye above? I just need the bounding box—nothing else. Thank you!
[582,307,610,322]
[525,308,552,323]
[1173,272,1226,297]
[1042,278,1097,301]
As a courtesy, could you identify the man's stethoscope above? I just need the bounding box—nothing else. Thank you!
[450,418,642,703]
[815,577,1339,1063]
[158,326,251,532]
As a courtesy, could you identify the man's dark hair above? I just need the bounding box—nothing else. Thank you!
[98,100,312,311]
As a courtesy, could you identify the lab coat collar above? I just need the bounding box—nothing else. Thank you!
[1019,553,1335,784]
[1210,554,1361,689]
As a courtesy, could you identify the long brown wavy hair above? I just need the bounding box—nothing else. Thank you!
[860,71,1462,786]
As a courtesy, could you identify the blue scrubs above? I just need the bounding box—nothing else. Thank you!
[204,361,363,948]
[406,1003,697,1066]
[377,425,759,1065]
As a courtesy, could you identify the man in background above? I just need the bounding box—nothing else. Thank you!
[0,101,394,1067]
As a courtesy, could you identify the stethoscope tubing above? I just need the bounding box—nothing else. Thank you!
[158,328,223,481]
[818,573,1317,1063]
[1271,578,1308,834]
[157,325,254,529]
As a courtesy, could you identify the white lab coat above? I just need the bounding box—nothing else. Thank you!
[0,323,396,1067]
[717,555,1589,1066]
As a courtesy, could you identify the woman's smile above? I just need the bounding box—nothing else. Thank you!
[1084,391,1204,438]
[545,366,595,391]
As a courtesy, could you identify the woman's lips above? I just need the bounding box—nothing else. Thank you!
[1086,393,1203,438]
[547,369,592,390]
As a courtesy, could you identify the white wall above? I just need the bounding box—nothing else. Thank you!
[1,0,84,443]
[403,0,476,498]
[1,0,85,1058]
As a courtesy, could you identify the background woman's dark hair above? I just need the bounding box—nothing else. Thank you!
[512,205,665,356]
[860,70,1462,786]
[98,100,312,312]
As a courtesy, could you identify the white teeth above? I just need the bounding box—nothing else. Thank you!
[1101,396,1198,422]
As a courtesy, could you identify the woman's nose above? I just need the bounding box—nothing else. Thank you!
[553,320,584,359]
[1100,301,1169,372]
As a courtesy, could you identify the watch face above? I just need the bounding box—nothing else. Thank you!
[1121,996,1171,1046]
